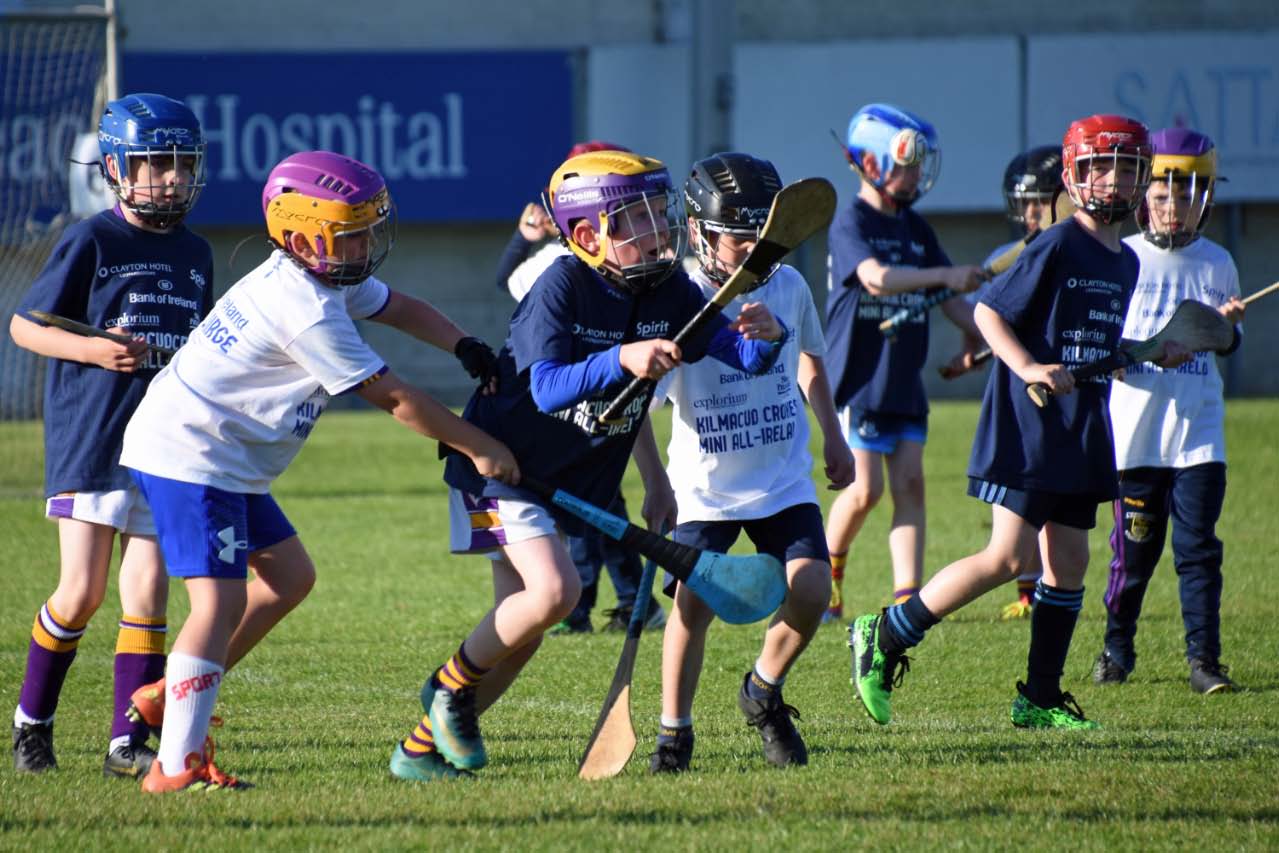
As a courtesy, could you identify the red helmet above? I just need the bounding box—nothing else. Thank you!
[1062,114,1152,225]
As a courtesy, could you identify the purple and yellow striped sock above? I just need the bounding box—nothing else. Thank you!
[112,615,167,741]
[433,644,488,694]
[893,585,920,605]
[402,714,437,756]
[17,601,87,722]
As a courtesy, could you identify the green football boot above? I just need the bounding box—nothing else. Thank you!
[422,679,487,770]
[1010,681,1100,730]
[389,744,473,782]
[848,612,909,725]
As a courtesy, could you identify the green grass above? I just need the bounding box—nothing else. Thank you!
[2,401,1278,850]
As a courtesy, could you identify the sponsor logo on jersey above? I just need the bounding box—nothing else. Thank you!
[158,279,174,291]
[190,268,207,288]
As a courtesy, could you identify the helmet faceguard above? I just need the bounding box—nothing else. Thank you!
[263,151,396,287]
[1002,145,1063,231]
[1138,128,1220,249]
[545,151,686,295]
[844,103,941,207]
[685,152,781,285]
[98,93,206,229]
[1062,114,1152,226]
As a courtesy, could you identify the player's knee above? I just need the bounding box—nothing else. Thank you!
[280,560,316,607]
[850,479,883,512]
[787,560,832,613]
[890,471,925,506]
[540,568,582,622]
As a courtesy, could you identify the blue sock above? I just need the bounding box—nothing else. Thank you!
[880,594,939,654]
[1024,582,1085,707]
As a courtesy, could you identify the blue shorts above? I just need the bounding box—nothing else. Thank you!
[130,470,297,579]
[839,407,928,454]
[663,502,828,597]
[968,478,1100,531]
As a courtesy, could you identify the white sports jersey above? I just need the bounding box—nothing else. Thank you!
[507,242,568,302]
[1109,236,1240,470]
[121,251,389,493]
[654,264,825,522]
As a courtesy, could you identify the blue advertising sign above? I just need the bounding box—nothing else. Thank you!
[123,51,574,224]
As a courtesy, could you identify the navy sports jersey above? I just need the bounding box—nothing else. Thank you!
[968,217,1138,499]
[824,197,951,416]
[445,255,773,536]
[15,208,214,496]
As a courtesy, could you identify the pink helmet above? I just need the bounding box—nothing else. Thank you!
[262,151,396,286]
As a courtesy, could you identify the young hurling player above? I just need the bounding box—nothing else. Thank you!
[945,145,1066,620]
[393,150,786,782]
[10,94,211,778]
[823,103,983,622]
[119,150,516,792]
[1092,128,1245,695]
[848,115,1192,730]
[634,153,854,773]
[493,139,665,636]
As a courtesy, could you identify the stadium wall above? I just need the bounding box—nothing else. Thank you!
[109,1,1279,402]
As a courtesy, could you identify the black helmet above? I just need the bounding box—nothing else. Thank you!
[684,152,782,284]
[1002,145,1063,228]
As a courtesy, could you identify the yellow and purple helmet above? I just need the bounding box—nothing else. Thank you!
[262,151,396,286]
[1138,128,1221,249]
[544,150,686,294]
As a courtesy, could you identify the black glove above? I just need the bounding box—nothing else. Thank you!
[454,336,499,388]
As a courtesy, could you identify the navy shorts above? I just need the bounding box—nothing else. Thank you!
[131,470,297,579]
[663,502,829,597]
[968,478,1100,531]
[839,406,928,454]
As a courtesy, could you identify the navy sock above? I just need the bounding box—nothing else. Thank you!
[1024,582,1085,707]
[879,595,939,655]
[657,723,692,747]
[744,667,780,702]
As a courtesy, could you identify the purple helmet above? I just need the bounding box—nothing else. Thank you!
[263,151,396,286]
[544,150,686,294]
[1138,128,1220,249]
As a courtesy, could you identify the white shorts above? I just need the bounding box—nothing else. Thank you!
[45,486,156,536]
[448,488,559,556]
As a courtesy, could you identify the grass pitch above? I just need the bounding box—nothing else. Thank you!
[2,401,1277,850]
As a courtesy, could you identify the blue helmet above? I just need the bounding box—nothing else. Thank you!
[98,93,206,228]
[844,103,940,205]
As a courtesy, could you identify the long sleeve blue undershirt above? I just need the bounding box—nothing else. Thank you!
[528,320,788,413]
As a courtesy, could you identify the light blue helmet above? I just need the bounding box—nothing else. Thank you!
[98,93,206,227]
[844,103,940,205]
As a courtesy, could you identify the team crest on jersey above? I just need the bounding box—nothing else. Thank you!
[1124,511,1155,543]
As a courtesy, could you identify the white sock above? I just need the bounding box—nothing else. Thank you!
[108,734,132,753]
[14,706,50,727]
[660,715,693,729]
[156,652,224,776]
